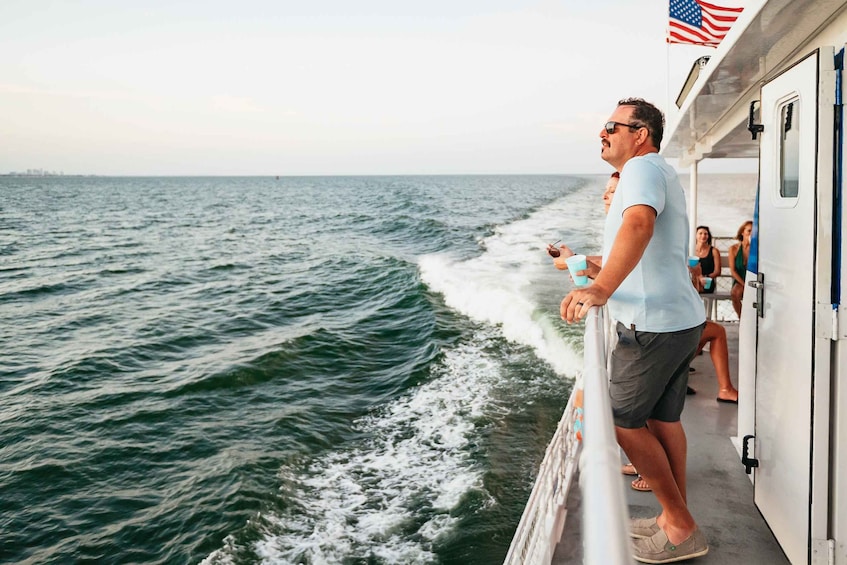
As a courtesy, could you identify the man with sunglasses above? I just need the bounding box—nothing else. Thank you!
[561,98,708,563]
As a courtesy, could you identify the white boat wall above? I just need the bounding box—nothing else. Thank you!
[508,0,847,563]
[666,1,847,561]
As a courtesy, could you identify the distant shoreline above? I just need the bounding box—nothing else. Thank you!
[1,173,92,178]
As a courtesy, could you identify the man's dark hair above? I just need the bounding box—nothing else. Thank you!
[618,97,664,150]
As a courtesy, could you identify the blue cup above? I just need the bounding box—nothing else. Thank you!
[565,254,589,287]
[688,256,700,268]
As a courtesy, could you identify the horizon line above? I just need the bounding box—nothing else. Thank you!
[1,171,757,178]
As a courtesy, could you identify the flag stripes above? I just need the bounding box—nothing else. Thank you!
[668,0,743,47]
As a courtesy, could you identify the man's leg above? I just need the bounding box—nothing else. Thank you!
[617,423,696,545]
[610,322,703,545]
[646,419,687,502]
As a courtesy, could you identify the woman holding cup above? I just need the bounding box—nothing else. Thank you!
[693,225,721,294]
[547,244,599,285]
[545,173,618,283]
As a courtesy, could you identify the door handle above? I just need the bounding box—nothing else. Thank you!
[750,272,765,318]
[748,100,764,139]
[742,434,759,474]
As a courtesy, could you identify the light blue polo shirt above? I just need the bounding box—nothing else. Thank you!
[603,153,705,332]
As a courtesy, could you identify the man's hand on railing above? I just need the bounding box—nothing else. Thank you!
[560,285,611,323]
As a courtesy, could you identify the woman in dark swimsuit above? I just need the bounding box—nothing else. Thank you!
[694,225,721,294]
[729,220,753,317]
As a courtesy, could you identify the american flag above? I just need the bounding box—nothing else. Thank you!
[668,0,743,47]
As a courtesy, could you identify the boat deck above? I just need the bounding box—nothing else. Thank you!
[552,323,790,564]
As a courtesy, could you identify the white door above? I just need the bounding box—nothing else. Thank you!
[754,50,835,564]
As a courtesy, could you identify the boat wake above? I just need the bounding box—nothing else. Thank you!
[205,331,522,564]
[203,186,601,564]
[418,190,600,377]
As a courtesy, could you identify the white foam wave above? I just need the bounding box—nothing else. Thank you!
[419,186,603,376]
[242,337,507,564]
[203,183,607,565]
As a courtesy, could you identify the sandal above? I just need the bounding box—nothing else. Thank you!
[631,475,652,492]
[621,463,638,476]
[717,387,739,403]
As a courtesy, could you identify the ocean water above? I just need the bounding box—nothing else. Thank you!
[0,173,756,564]
[0,175,603,565]
[678,173,757,238]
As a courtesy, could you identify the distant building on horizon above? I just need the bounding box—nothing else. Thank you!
[3,169,65,177]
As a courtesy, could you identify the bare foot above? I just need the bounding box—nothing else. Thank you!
[717,387,738,403]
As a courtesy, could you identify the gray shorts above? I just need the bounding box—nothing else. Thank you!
[610,321,705,429]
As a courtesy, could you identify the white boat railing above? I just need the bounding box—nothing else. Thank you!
[502,372,582,564]
[579,308,634,565]
[503,306,633,564]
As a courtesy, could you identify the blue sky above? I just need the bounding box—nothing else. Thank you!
[1,1,752,175]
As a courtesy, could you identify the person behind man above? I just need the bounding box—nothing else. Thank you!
[693,225,721,294]
[602,171,620,214]
[729,220,753,317]
[546,172,619,273]
[561,98,708,563]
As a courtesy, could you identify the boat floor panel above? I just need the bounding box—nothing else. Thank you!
[552,324,790,564]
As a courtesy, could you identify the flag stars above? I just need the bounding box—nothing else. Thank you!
[670,0,702,26]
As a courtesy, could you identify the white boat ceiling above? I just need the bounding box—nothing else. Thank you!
[663,0,847,166]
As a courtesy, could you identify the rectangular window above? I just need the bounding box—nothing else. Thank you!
[779,100,800,198]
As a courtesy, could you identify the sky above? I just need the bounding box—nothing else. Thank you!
[1,1,754,176]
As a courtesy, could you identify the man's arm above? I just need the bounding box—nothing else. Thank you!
[591,204,656,297]
[561,204,656,323]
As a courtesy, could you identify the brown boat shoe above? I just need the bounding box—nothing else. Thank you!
[630,516,660,539]
[631,526,709,563]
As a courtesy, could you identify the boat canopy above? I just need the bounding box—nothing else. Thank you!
[663,0,847,166]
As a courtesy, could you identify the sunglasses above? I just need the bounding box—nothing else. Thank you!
[604,121,644,135]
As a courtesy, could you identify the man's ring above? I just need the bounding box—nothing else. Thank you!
[576,301,584,306]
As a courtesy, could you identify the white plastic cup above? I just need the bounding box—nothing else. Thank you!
[688,256,700,268]
[565,254,589,287]
[704,277,713,290]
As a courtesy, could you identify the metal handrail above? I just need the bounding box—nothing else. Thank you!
[579,307,634,565]
[503,306,633,564]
